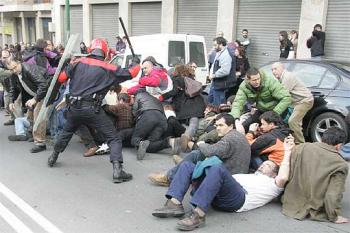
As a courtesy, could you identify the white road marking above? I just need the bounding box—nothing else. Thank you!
[0,202,34,233]
[0,182,64,233]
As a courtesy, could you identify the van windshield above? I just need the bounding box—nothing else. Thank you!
[168,41,185,67]
[189,42,205,67]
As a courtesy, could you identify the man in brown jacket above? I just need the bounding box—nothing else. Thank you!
[282,127,349,224]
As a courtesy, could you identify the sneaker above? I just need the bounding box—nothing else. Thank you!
[148,172,170,186]
[152,199,185,218]
[172,154,183,165]
[30,145,46,153]
[180,134,190,152]
[3,119,14,126]
[8,135,28,141]
[95,143,110,155]
[176,210,206,231]
[83,146,98,157]
[137,140,150,160]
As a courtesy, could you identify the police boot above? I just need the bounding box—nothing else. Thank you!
[112,161,133,183]
[48,151,60,167]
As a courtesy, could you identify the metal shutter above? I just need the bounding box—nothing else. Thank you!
[176,0,218,50]
[91,4,119,46]
[236,0,302,67]
[62,5,83,41]
[325,0,350,61]
[131,2,162,36]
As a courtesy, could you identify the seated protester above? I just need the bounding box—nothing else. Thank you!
[22,38,57,76]
[5,58,49,153]
[148,113,251,187]
[282,127,349,224]
[152,135,294,231]
[193,104,220,141]
[231,68,291,132]
[128,56,173,99]
[103,93,134,147]
[130,88,169,160]
[159,64,206,152]
[246,111,291,169]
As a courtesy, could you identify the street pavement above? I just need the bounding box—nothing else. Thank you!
[0,112,349,233]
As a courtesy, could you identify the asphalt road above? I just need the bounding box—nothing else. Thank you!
[0,111,349,233]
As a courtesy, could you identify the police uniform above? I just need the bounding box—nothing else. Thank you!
[48,39,140,183]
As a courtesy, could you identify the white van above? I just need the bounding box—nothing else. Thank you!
[110,33,209,85]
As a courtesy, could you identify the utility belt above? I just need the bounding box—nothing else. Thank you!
[66,93,104,113]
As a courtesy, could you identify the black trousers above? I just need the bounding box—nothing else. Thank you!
[54,106,123,162]
[131,110,168,153]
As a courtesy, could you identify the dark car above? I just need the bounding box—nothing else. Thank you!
[259,59,350,142]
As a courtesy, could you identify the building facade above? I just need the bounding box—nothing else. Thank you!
[2,0,349,66]
[0,0,53,45]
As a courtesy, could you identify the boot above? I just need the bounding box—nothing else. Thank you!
[48,151,60,167]
[112,161,132,183]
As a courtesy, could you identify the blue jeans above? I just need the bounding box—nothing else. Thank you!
[166,150,205,182]
[166,162,246,213]
[208,84,226,106]
[15,117,30,136]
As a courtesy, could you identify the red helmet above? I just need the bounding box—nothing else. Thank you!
[88,38,108,57]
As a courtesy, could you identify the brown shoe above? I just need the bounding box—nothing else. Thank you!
[84,146,98,157]
[180,134,190,152]
[152,199,185,218]
[172,154,183,165]
[148,172,170,186]
[177,210,205,231]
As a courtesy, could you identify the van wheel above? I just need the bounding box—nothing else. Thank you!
[310,112,348,142]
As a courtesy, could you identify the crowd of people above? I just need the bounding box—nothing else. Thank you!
[0,23,347,231]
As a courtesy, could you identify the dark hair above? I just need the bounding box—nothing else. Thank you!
[216,113,235,127]
[118,93,131,103]
[174,64,195,78]
[259,111,285,127]
[35,39,48,51]
[242,29,248,33]
[314,24,322,30]
[142,56,163,68]
[206,104,220,114]
[236,45,246,57]
[279,31,289,49]
[246,67,260,79]
[214,37,227,46]
[321,127,347,146]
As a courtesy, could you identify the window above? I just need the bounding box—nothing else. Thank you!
[292,63,327,88]
[319,71,339,89]
[125,55,141,68]
[110,55,124,67]
[168,41,185,67]
[189,42,205,67]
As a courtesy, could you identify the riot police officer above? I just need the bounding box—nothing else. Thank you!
[47,38,140,183]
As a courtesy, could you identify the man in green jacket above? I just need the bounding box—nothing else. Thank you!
[230,67,291,132]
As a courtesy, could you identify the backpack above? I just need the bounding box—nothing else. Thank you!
[184,77,202,98]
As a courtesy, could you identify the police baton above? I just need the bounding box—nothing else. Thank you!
[119,17,135,58]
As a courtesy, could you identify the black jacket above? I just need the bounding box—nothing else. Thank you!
[133,89,164,119]
[9,63,48,103]
[307,31,326,57]
[162,75,205,120]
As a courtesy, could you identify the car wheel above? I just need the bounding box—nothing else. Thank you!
[310,112,348,142]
